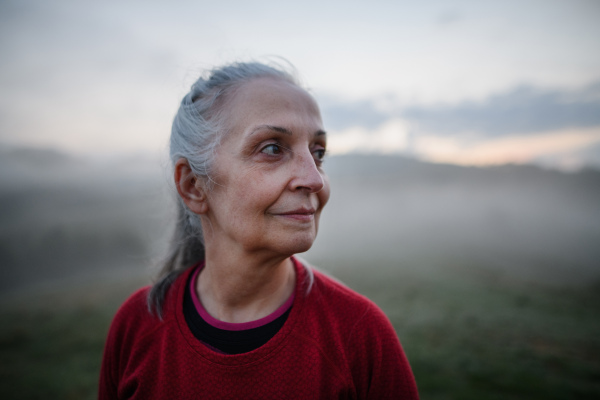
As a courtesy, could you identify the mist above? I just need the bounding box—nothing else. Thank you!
[1,147,599,295]
[307,155,600,285]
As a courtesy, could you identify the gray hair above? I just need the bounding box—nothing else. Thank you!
[148,61,309,318]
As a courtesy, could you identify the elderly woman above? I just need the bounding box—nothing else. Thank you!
[99,62,418,399]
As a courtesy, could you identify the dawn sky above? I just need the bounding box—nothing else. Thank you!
[1,0,599,170]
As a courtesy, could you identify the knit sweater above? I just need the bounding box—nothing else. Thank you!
[99,258,419,399]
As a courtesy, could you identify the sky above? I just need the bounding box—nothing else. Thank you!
[1,0,600,170]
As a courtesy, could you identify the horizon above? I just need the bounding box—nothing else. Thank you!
[2,142,600,175]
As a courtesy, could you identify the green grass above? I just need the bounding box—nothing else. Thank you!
[0,278,144,400]
[1,263,599,399]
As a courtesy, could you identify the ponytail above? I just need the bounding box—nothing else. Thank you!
[147,200,205,318]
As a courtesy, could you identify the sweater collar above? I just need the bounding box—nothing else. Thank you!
[172,256,309,366]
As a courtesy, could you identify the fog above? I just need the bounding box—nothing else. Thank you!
[308,155,600,285]
[1,147,599,295]
[0,148,174,292]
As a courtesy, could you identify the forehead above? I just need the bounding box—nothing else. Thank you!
[222,77,322,134]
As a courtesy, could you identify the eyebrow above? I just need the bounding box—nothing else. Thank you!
[250,125,327,137]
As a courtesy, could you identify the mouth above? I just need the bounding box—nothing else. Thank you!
[274,207,316,222]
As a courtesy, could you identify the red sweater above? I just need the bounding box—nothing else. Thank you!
[99,259,419,399]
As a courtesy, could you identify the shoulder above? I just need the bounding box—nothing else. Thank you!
[99,270,193,399]
[111,286,152,327]
[116,286,151,316]
[305,267,419,399]
[309,267,385,324]
[104,286,157,355]
[299,265,399,347]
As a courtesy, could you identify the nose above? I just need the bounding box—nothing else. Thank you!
[290,150,325,193]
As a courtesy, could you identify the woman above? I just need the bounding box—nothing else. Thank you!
[99,62,418,399]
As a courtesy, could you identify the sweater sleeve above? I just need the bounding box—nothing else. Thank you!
[347,302,419,400]
[98,287,149,400]
[99,305,125,400]
[98,329,119,400]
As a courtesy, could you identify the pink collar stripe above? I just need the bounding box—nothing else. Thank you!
[189,263,295,331]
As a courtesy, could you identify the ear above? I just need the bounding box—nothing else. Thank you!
[174,158,208,214]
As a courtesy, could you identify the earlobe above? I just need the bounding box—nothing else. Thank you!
[174,158,208,214]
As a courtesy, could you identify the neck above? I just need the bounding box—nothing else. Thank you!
[197,246,296,324]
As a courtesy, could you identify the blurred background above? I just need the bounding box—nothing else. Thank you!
[1,0,599,399]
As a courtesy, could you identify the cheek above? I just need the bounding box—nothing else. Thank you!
[232,172,283,213]
[242,163,294,193]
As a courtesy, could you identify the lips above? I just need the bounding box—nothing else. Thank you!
[274,207,316,222]
[278,207,316,215]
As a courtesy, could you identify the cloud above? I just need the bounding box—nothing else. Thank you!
[327,118,410,155]
[322,82,600,169]
[321,82,600,138]
[318,97,390,131]
[403,82,600,137]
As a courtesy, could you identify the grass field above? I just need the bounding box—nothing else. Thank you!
[1,261,599,399]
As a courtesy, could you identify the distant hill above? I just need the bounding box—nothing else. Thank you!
[326,153,600,188]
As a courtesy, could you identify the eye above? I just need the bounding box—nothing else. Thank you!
[313,148,326,163]
[260,144,282,156]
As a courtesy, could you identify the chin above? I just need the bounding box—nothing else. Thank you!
[276,232,318,256]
